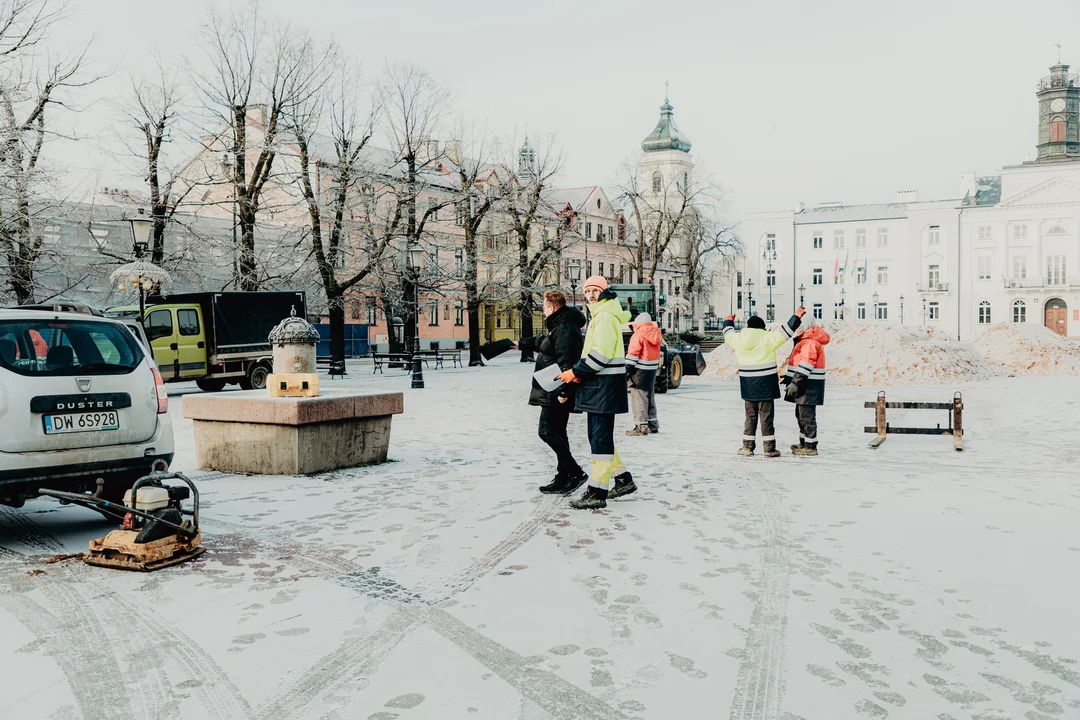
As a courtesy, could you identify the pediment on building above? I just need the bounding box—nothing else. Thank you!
[999,177,1080,208]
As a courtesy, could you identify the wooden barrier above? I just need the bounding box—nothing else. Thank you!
[865,391,964,451]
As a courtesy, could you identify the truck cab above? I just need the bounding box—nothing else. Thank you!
[144,304,208,380]
[608,283,683,392]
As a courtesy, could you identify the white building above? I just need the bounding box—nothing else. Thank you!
[740,61,1080,340]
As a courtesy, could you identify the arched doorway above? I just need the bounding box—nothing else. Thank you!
[1044,298,1068,337]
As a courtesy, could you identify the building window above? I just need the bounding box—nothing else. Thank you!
[618,217,627,240]
[766,269,776,287]
[737,271,743,287]
[856,265,866,284]
[597,262,604,278]
[855,228,866,248]
[766,304,775,322]
[766,233,776,251]
[1047,225,1067,236]
[812,303,823,319]
[812,268,823,285]
[596,225,604,242]
[1048,256,1067,285]
[585,222,592,239]
[444,302,451,321]
[366,297,378,325]
[978,300,991,324]
[928,226,940,245]
[429,300,440,326]
[977,256,992,280]
[929,301,939,320]
[618,264,625,283]
[427,198,439,221]
[813,233,823,249]
[1012,256,1027,280]
[927,264,940,288]
[454,300,464,326]
[833,229,844,249]
[652,171,662,193]
[736,292,743,310]
[454,248,465,274]
[977,225,992,241]
[587,261,593,277]
[857,302,866,320]
[876,302,888,320]
[877,265,889,284]
[1013,299,1026,323]
[455,202,466,226]
[877,227,888,247]
[1013,224,1027,239]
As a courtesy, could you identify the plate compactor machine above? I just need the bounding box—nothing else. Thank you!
[39,472,205,571]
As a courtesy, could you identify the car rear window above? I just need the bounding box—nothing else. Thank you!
[0,319,145,376]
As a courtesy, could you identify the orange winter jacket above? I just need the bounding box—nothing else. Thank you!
[784,325,830,405]
[626,322,662,371]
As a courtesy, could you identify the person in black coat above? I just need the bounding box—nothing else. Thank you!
[515,289,588,494]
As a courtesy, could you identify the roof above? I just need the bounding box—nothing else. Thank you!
[961,175,1002,207]
[542,186,599,213]
[641,98,692,154]
[794,203,910,225]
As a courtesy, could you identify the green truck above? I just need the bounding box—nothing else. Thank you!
[106,291,306,392]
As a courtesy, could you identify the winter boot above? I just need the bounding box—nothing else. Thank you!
[608,472,638,499]
[793,443,818,457]
[538,474,564,494]
[556,469,589,495]
[763,441,781,458]
[791,439,805,453]
[738,441,755,457]
[648,426,659,435]
[570,487,608,510]
[625,425,650,437]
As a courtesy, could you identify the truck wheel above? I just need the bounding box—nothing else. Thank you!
[241,363,270,391]
[656,363,670,394]
[668,355,684,390]
[196,378,227,392]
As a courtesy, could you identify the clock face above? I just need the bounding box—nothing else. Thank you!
[1051,98,1067,112]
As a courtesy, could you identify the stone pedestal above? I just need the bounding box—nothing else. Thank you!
[182,390,404,475]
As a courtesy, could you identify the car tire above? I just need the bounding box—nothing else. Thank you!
[240,363,270,391]
[196,378,227,392]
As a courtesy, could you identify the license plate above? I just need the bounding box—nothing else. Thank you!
[44,411,120,434]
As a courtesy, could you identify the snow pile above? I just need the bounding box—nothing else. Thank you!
[706,323,992,386]
[973,323,1080,375]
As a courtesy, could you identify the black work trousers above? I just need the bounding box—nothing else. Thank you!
[538,402,582,477]
[795,403,818,446]
[743,400,776,447]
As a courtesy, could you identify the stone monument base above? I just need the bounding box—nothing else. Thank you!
[182,391,404,475]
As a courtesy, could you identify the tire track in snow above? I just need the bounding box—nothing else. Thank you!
[727,467,791,720]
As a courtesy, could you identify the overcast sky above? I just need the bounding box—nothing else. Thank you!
[44,0,1080,219]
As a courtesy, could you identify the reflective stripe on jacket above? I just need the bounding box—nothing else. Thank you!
[784,325,830,406]
[722,316,801,401]
[573,294,632,414]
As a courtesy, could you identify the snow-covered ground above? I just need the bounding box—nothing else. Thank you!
[1,357,1078,719]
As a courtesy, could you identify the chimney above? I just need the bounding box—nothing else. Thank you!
[958,172,978,200]
[446,140,462,165]
[793,201,805,213]
[896,189,918,204]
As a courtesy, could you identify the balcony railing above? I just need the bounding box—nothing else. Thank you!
[916,282,949,293]
[1003,277,1080,289]
[1038,73,1079,91]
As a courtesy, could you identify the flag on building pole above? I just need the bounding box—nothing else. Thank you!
[843,250,850,281]
[833,255,839,281]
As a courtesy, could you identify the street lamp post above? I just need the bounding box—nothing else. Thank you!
[745,278,755,319]
[128,208,153,321]
[839,287,846,320]
[872,291,880,321]
[568,263,581,308]
[922,297,928,324]
[763,249,776,321]
[798,283,806,307]
[900,294,905,324]
[407,242,427,389]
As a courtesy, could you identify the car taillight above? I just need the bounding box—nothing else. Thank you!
[152,367,168,414]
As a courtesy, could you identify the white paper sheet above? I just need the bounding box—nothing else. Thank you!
[533,366,566,392]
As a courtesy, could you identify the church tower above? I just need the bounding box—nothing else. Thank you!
[518,135,536,179]
[1033,62,1080,162]
[639,92,695,197]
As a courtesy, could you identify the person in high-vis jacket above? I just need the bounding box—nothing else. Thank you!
[722,308,804,457]
[558,275,636,509]
[782,316,830,456]
[625,312,662,436]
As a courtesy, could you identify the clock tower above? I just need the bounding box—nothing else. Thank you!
[1033,62,1080,162]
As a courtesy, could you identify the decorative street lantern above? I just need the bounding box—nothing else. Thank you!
[406,242,427,389]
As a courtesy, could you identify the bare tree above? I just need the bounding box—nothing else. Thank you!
[290,60,386,365]
[499,133,562,361]
[442,122,498,366]
[376,61,450,350]
[679,211,740,319]
[0,1,92,304]
[118,59,194,267]
[616,154,716,283]
[193,0,334,291]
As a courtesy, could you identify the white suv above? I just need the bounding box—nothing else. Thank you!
[0,309,174,507]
